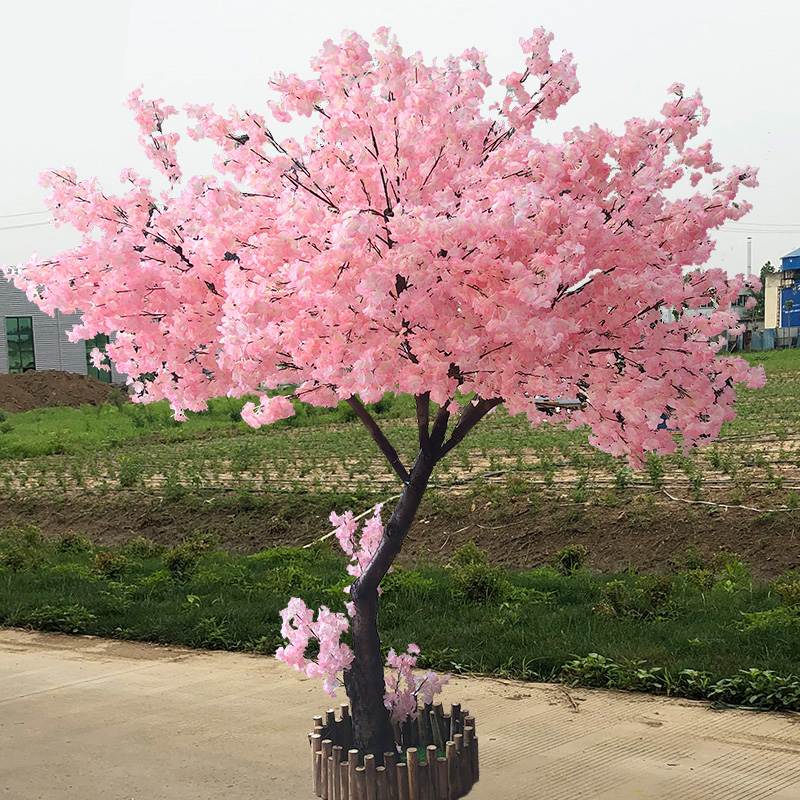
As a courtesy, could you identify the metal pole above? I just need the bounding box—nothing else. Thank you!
[746,237,752,279]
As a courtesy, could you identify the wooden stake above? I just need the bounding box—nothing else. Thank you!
[453,734,464,797]
[376,765,388,800]
[339,760,350,800]
[340,704,352,750]
[383,751,399,800]
[407,747,420,800]
[426,746,438,798]
[471,737,479,784]
[311,734,322,796]
[430,711,444,751]
[417,761,430,800]
[364,754,377,800]
[354,766,366,800]
[348,750,359,800]
[464,716,475,737]
[392,720,403,750]
[332,746,343,800]
[449,705,461,742]
[446,742,457,800]
[321,740,333,800]
[396,762,409,800]
[436,758,448,800]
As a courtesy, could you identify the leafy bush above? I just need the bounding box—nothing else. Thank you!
[0,523,45,571]
[595,575,681,621]
[92,550,128,580]
[711,551,753,592]
[452,561,506,604]
[449,541,487,569]
[681,544,708,571]
[561,653,627,688]
[262,564,323,594]
[164,545,200,582]
[684,568,715,591]
[736,606,800,632]
[774,573,800,607]
[708,669,800,711]
[552,544,588,576]
[117,456,144,488]
[122,536,167,559]
[381,568,435,597]
[55,531,94,554]
[16,604,96,633]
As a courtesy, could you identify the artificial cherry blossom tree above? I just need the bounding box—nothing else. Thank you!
[11,28,765,758]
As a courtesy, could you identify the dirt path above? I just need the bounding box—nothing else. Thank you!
[1,629,798,799]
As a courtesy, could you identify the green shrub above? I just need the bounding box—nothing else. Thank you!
[595,575,681,621]
[55,531,94,554]
[164,545,200,582]
[646,454,665,489]
[552,544,588,576]
[381,568,435,597]
[774,573,800,607]
[452,561,505,604]
[736,607,800,632]
[16,604,96,634]
[449,541,488,569]
[0,523,45,571]
[181,530,220,554]
[681,544,708,571]
[711,551,753,592]
[684,568,714,591]
[122,536,167,559]
[0,523,43,547]
[561,653,626,688]
[262,564,323,593]
[92,550,128,580]
[117,456,144,488]
[708,669,800,711]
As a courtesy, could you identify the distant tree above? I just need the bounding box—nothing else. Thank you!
[751,260,775,320]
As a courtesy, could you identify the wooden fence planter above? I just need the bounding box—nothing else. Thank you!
[309,702,479,800]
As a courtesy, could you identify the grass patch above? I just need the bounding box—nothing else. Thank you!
[2,527,800,710]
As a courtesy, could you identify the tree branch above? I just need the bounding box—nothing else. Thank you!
[437,397,503,459]
[429,404,451,453]
[346,396,409,483]
[415,392,431,456]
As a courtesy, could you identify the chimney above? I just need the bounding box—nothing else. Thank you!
[746,236,752,279]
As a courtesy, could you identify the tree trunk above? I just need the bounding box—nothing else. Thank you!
[343,450,435,760]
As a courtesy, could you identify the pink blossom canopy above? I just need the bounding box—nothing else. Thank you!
[12,28,764,460]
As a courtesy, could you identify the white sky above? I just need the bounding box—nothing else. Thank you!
[1,0,799,275]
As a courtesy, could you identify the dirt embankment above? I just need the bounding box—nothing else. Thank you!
[0,371,125,414]
[2,488,799,578]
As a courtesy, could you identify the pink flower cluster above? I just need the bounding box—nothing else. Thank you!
[9,27,764,465]
[275,597,354,696]
[275,509,448,720]
[331,504,389,614]
[384,644,451,723]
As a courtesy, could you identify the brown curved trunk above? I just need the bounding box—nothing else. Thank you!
[343,451,435,759]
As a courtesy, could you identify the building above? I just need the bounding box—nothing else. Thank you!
[0,274,125,383]
[764,246,800,330]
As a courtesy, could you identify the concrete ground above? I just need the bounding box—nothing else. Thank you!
[1,630,799,800]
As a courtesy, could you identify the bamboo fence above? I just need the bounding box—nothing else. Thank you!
[308,702,479,800]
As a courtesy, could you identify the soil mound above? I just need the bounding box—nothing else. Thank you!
[0,371,125,413]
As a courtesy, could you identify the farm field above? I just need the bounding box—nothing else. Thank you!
[0,350,799,575]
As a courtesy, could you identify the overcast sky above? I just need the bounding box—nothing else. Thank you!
[1,0,798,276]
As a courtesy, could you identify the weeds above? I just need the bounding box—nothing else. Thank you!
[552,544,588,576]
